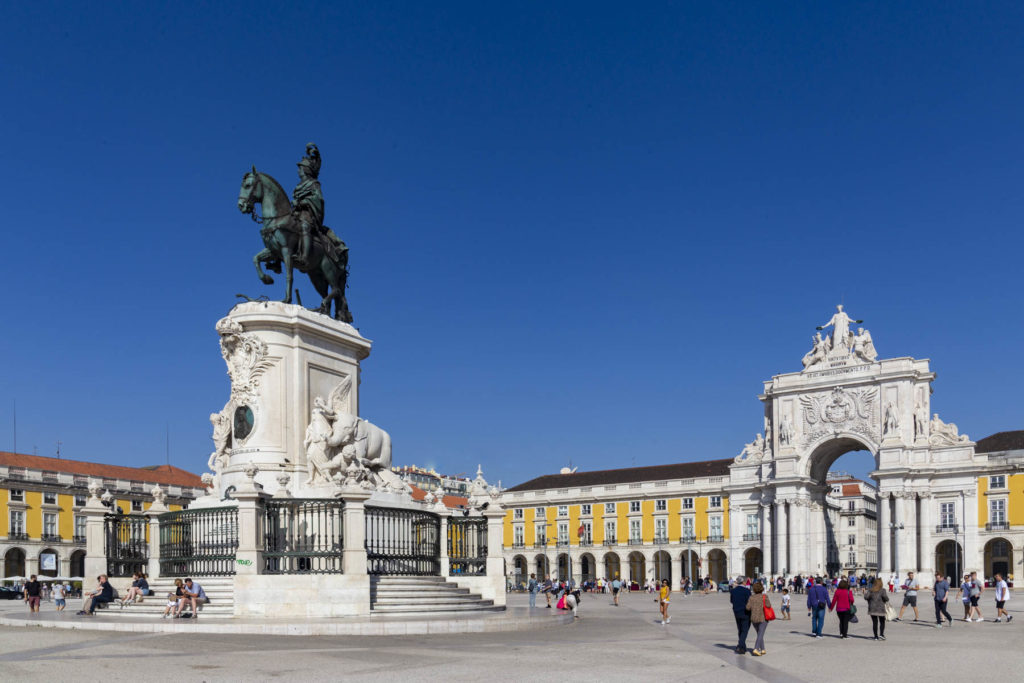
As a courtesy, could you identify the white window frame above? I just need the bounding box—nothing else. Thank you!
[10,489,24,502]
[535,524,547,544]
[43,491,57,505]
[990,475,1006,490]
[10,510,25,533]
[629,501,641,513]
[557,522,568,543]
[513,508,523,520]
[990,498,1007,524]
[581,503,592,516]
[513,525,524,546]
[605,503,616,514]
[557,505,568,517]
[681,516,695,539]
[681,497,694,510]
[654,517,668,542]
[535,507,546,516]
[43,512,57,536]
[709,515,723,538]
[581,521,592,543]
[74,515,86,539]
[940,502,956,528]
[655,499,667,512]
[629,519,641,542]
[848,517,856,527]
[604,520,616,542]
[710,496,722,509]
[746,514,759,537]
[847,533,856,546]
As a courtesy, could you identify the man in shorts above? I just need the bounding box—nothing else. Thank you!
[993,573,1012,622]
[23,575,41,612]
[968,572,984,622]
[611,575,622,606]
[53,582,67,611]
[894,571,920,622]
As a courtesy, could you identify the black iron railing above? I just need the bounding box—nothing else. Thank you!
[159,506,238,576]
[935,524,959,534]
[9,532,29,541]
[104,514,149,577]
[708,534,725,543]
[448,516,487,576]
[534,540,548,548]
[73,535,86,544]
[743,533,760,542]
[986,521,1010,531]
[264,499,344,574]
[41,534,63,543]
[365,506,440,576]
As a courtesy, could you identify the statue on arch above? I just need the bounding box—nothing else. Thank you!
[913,400,929,441]
[736,433,766,462]
[929,413,971,446]
[816,305,863,353]
[801,332,829,369]
[852,327,878,363]
[883,401,900,437]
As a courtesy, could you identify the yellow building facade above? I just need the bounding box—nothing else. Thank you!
[1,452,204,579]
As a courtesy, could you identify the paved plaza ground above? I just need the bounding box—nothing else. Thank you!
[1,589,1022,682]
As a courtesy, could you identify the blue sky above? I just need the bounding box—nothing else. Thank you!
[2,2,1022,486]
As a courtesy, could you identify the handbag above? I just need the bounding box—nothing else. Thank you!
[763,595,776,622]
[885,602,896,621]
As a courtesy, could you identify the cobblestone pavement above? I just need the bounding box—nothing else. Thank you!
[1,590,1022,681]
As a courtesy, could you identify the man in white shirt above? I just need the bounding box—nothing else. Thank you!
[993,573,1012,623]
[894,572,921,622]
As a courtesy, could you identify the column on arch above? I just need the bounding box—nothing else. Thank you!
[776,502,789,574]
[919,494,935,576]
[879,492,892,573]
[761,503,773,575]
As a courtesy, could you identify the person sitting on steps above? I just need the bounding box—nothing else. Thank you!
[175,578,208,619]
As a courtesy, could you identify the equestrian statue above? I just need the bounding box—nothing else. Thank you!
[237,143,353,322]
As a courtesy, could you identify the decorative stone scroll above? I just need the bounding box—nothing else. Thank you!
[800,386,877,445]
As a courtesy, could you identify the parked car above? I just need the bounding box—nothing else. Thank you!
[0,586,24,600]
[718,581,731,592]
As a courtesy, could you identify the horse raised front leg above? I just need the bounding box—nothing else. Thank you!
[254,248,274,285]
[280,247,294,304]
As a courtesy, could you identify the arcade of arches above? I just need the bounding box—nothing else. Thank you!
[503,309,1024,587]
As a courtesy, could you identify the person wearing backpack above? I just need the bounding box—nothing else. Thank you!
[527,573,539,608]
[806,577,830,638]
[829,579,856,638]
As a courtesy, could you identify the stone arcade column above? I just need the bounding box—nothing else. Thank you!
[879,493,892,573]
[776,502,789,575]
[919,494,935,579]
[789,500,809,575]
[483,508,508,606]
[671,554,683,589]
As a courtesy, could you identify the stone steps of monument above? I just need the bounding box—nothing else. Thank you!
[99,577,236,619]
[369,576,497,615]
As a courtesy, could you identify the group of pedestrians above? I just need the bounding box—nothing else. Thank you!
[730,570,1014,654]
[20,575,72,612]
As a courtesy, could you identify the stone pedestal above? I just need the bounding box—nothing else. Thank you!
[82,495,109,580]
[213,301,372,496]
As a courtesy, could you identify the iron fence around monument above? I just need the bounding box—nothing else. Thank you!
[447,516,487,576]
[104,513,149,577]
[263,499,345,574]
[159,507,238,576]
[365,506,440,576]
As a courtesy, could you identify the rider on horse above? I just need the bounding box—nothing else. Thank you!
[294,143,347,267]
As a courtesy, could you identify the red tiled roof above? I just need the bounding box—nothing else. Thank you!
[408,484,469,509]
[0,451,204,489]
[841,483,861,496]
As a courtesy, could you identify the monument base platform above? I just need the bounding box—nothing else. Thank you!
[0,606,569,637]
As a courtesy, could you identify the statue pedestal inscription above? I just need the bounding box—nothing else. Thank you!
[209,301,372,498]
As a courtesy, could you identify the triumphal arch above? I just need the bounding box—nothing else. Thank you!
[728,306,981,583]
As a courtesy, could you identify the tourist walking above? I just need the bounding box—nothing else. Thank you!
[543,575,554,608]
[829,579,856,638]
[806,577,829,638]
[52,582,67,612]
[993,573,1012,622]
[781,589,791,620]
[967,572,984,622]
[745,582,773,656]
[960,574,972,620]
[659,579,671,624]
[894,571,920,622]
[933,573,954,627]
[864,578,890,640]
[611,576,622,606]
[730,575,752,654]
[527,573,538,608]
[23,575,41,613]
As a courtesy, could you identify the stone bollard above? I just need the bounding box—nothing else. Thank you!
[146,486,169,579]
[339,485,371,576]
[233,479,267,576]
[483,507,508,606]
[83,481,110,580]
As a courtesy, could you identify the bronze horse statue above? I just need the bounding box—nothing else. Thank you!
[237,167,353,322]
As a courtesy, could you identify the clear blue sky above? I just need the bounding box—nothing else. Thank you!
[2,2,1022,487]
